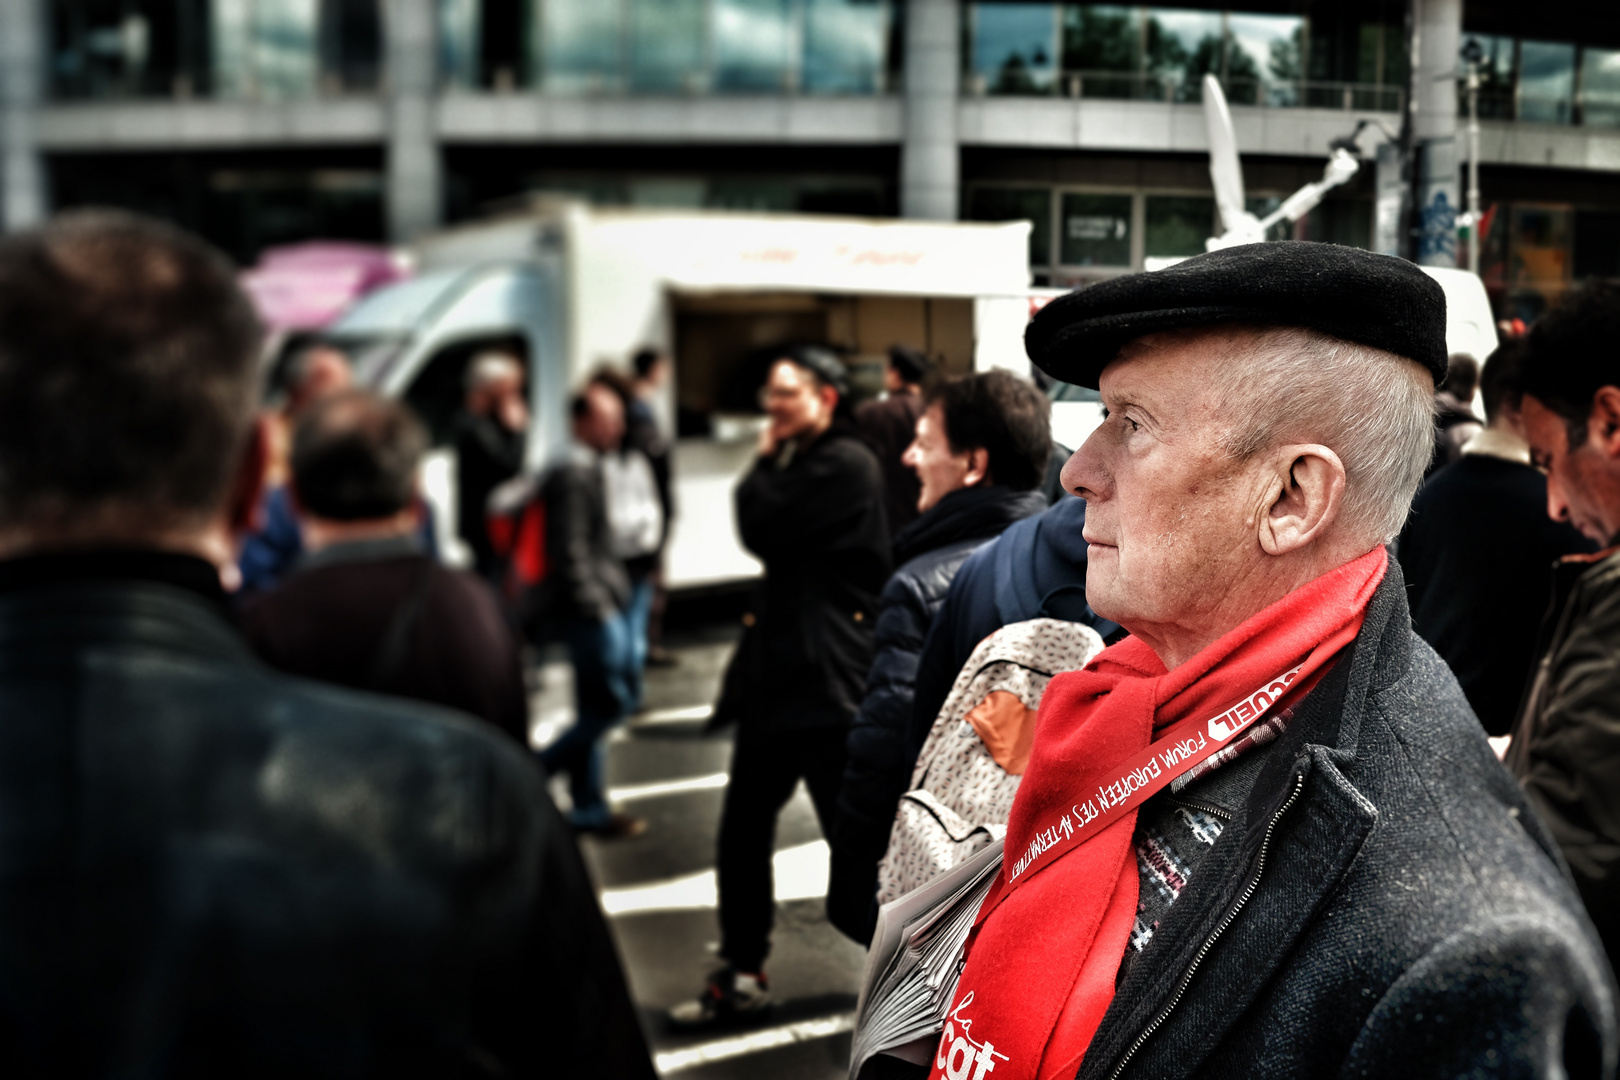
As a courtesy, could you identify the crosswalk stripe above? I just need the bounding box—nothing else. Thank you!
[608,772,728,802]
[600,840,829,916]
[633,704,714,726]
[654,1012,855,1074]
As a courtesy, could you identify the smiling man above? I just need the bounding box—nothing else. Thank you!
[1506,281,1620,976]
[918,243,1614,1080]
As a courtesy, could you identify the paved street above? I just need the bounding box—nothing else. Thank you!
[532,620,868,1079]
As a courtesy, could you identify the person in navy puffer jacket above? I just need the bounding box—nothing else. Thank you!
[827,370,1053,943]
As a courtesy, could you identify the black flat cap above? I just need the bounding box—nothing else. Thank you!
[1026,241,1448,388]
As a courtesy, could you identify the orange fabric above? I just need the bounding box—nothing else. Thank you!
[966,690,1040,775]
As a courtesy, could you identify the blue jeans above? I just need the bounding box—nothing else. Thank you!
[539,612,635,828]
[623,575,655,714]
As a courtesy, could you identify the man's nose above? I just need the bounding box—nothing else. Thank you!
[1546,471,1572,523]
[1060,429,1106,499]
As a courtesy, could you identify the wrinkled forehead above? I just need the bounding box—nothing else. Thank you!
[1098,326,1252,408]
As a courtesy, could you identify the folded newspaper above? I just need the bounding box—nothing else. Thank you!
[849,838,1005,1079]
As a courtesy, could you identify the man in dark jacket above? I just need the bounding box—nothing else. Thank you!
[534,382,643,837]
[1399,341,1595,736]
[861,243,1615,1079]
[907,493,1121,760]
[0,210,653,1077]
[243,390,529,743]
[827,370,1051,943]
[454,350,528,582]
[671,348,890,1028]
[1507,280,1620,972]
[856,344,933,537]
[1427,351,1484,477]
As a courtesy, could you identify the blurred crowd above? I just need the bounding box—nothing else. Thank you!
[3,209,1620,1078]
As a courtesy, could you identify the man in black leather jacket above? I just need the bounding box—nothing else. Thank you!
[827,370,1051,943]
[0,211,653,1078]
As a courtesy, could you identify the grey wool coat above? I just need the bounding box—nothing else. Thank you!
[1077,554,1617,1080]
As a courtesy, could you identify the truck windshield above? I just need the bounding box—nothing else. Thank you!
[1048,380,1101,403]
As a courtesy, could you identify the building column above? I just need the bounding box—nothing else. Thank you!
[1412,0,1460,267]
[900,0,960,221]
[0,0,48,232]
[386,0,442,243]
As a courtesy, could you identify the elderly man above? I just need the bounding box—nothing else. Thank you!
[243,390,528,742]
[455,350,529,581]
[912,243,1613,1080]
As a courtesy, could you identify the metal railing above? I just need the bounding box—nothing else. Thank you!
[965,70,1404,113]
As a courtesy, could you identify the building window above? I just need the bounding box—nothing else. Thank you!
[1144,195,1213,260]
[1517,40,1576,125]
[803,0,893,93]
[631,0,708,92]
[970,3,1060,96]
[965,186,1053,267]
[968,5,1400,110]
[513,0,896,95]
[1059,193,1132,267]
[713,0,794,90]
[1581,48,1620,128]
[50,0,377,100]
[531,0,623,93]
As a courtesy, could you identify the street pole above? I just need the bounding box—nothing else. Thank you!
[1465,48,1482,276]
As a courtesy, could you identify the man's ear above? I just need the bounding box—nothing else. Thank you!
[963,447,991,488]
[1256,444,1346,557]
[226,414,273,537]
[1591,386,1620,459]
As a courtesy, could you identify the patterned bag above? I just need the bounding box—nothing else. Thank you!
[874,618,1104,906]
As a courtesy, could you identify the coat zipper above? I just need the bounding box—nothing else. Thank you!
[1168,799,1232,822]
[1105,771,1307,1080]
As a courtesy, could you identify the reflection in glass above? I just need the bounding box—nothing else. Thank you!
[213,0,319,98]
[714,0,794,91]
[1460,34,1516,120]
[804,0,892,93]
[440,0,481,88]
[533,0,623,92]
[1518,40,1575,124]
[972,4,1058,96]
[630,0,706,91]
[1142,8,1222,103]
[1060,193,1131,266]
[1061,6,1140,98]
[212,0,253,97]
[1227,13,1302,106]
[1145,196,1214,258]
[967,187,1053,266]
[1581,48,1620,128]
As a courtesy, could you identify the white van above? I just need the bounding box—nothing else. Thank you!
[325,204,1035,590]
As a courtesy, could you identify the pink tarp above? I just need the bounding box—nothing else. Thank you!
[240,242,408,331]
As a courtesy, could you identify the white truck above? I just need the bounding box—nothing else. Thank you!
[325,203,1036,590]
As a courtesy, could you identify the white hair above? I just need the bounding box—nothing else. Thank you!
[1209,325,1435,544]
[465,351,522,390]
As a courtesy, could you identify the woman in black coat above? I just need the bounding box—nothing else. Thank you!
[672,348,890,1029]
[825,370,1053,943]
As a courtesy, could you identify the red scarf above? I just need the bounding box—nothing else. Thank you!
[928,547,1387,1080]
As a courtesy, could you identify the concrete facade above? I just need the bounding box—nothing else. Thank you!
[12,0,1620,244]
[900,0,961,220]
[1,0,47,230]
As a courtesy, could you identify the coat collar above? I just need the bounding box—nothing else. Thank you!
[1080,553,1407,1080]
